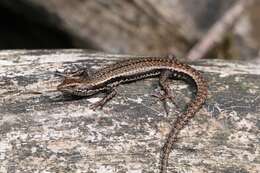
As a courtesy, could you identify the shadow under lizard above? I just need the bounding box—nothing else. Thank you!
[57,55,208,173]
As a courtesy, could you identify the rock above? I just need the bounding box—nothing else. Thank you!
[0,50,259,172]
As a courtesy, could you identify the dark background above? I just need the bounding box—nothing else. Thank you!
[0,0,259,60]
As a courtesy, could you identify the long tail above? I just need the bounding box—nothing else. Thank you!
[159,66,208,173]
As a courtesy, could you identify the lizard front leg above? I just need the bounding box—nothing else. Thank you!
[90,88,117,110]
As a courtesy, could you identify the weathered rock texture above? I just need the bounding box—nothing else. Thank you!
[0,50,259,172]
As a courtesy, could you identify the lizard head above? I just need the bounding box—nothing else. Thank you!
[57,77,99,97]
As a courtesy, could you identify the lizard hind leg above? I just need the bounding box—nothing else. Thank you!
[151,70,178,115]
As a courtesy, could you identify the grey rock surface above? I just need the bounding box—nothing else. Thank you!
[0,50,259,172]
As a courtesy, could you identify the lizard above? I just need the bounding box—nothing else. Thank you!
[57,54,208,173]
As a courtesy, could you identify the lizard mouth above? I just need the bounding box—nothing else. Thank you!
[57,83,67,92]
[57,83,77,94]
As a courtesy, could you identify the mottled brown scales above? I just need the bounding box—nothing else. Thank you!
[57,55,208,173]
